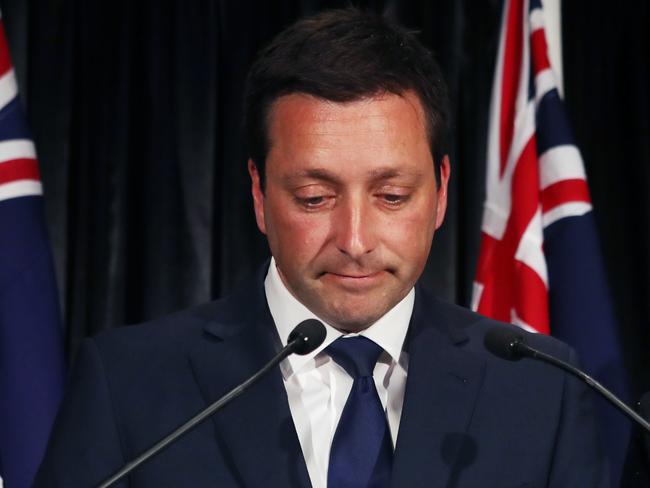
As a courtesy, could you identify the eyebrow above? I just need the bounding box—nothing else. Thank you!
[281,166,423,185]
[367,167,422,181]
[282,168,342,185]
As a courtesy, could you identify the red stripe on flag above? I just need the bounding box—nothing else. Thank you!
[0,22,13,78]
[475,234,550,333]
[541,179,591,213]
[475,232,514,323]
[499,0,524,177]
[476,136,543,328]
[506,136,540,244]
[482,136,539,286]
[515,261,550,333]
[530,29,551,76]
[0,158,41,184]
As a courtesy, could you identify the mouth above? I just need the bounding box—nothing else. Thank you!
[327,271,381,279]
[320,270,386,289]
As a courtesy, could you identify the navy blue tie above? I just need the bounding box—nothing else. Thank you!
[326,336,393,488]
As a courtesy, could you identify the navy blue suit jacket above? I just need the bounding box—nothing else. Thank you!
[35,268,607,487]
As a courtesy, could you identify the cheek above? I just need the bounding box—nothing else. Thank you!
[380,202,437,260]
[267,205,332,260]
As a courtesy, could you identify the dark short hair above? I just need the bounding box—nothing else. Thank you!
[243,7,450,188]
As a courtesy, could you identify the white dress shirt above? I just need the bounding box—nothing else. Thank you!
[265,258,413,488]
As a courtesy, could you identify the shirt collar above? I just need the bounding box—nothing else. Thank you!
[264,257,414,379]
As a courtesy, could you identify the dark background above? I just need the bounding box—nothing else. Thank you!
[1,0,648,406]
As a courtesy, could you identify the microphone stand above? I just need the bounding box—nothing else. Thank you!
[513,341,650,435]
[97,337,303,488]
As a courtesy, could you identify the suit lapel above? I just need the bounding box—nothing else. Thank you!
[391,290,486,488]
[188,277,311,488]
[186,271,485,488]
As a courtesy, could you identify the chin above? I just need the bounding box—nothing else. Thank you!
[324,308,387,333]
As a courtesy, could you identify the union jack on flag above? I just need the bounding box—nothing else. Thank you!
[0,41,42,202]
[0,10,65,488]
[472,0,629,482]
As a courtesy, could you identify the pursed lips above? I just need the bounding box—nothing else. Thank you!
[327,271,380,279]
[320,271,385,288]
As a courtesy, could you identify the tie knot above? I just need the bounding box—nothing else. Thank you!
[326,336,383,379]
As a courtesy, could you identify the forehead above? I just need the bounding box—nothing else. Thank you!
[265,92,432,177]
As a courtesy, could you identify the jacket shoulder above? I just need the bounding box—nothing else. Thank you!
[416,289,575,363]
[91,271,266,360]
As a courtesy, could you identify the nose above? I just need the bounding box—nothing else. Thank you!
[334,195,377,260]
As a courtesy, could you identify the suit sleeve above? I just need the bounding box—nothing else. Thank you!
[547,347,609,488]
[33,338,128,488]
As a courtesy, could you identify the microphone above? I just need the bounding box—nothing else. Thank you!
[484,327,650,435]
[288,318,327,354]
[97,319,326,488]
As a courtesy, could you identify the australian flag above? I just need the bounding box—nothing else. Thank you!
[0,11,65,488]
[472,0,630,484]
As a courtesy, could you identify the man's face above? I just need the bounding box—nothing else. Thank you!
[249,92,450,332]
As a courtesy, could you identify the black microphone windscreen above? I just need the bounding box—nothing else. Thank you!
[288,319,326,355]
[484,327,525,361]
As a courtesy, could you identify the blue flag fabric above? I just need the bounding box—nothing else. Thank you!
[545,200,631,483]
[531,5,630,483]
[0,13,65,488]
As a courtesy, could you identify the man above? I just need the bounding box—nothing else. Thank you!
[36,8,606,487]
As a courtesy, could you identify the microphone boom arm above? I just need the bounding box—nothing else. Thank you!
[97,336,307,488]
[514,341,650,435]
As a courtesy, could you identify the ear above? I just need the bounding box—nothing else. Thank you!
[248,159,267,235]
[434,155,451,229]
